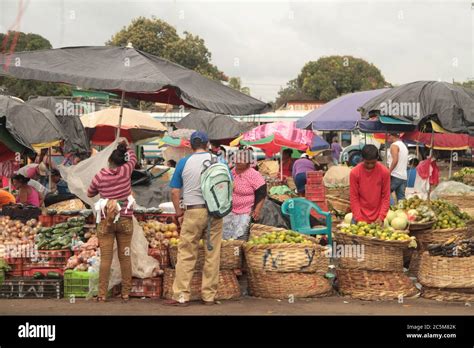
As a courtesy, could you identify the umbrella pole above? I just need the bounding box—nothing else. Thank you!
[280,147,284,181]
[384,131,388,165]
[116,91,125,140]
[448,150,453,179]
[48,147,52,192]
[427,129,434,202]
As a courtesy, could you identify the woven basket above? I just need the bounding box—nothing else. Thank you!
[247,269,333,299]
[411,227,471,249]
[418,252,474,289]
[408,250,422,277]
[421,287,474,302]
[243,242,329,274]
[162,268,240,301]
[333,231,409,272]
[169,240,243,270]
[326,195,351,214]
[440,194,474,209]
[408,221,435,232]
[326,186,350,200]
[336,269,419,301]
[249,224,290,239]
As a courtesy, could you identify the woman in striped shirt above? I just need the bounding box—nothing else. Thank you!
[87,138,137,302]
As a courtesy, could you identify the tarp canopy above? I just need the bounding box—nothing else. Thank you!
[359,81,474,135]
[0,46,270,116]
[0,95,64,149]
[27,97,90,154]
[296,89,389,131]
[401,131,474,150]
[81,107,167,145]
[175,110,252,140]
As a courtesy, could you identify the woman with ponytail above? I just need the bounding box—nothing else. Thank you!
[87,138,137,302]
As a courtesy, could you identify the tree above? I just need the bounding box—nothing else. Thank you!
[228,77,250,95]
[107,17,227,81]
[274,79,312,109]
[0,31,71,100]
[297,56,388,101]
[454,80,474,90]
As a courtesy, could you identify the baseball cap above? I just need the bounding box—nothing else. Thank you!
[190,131,209,144]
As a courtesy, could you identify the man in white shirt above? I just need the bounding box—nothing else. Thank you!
[387,133,409,202]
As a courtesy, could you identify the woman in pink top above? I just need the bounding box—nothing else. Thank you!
[12,174,41,207]
[223,149,267,240]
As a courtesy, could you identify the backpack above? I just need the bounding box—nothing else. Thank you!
[200,156,233,218]
[200,156,233,251]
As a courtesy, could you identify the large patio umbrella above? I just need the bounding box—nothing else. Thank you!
[175,110,253,141]
[0,95,64,149]
[0,46,270,137]
[296,89,390,131]
[359,81,474,135]
[27,96,90,154]
[80,107,167,145]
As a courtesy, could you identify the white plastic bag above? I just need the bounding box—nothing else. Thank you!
[323,165,351,187]
[431,181,474,199]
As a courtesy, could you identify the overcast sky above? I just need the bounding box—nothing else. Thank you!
[1,0,473,102]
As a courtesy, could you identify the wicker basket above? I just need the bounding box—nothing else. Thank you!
[162,268,240,301]
[169,240,244,270]
[326,195,351,214]
[247,269,333,299]
[439,193,474,209]
[336,269,419,301]
[418,252,474,289]
[421,287,474,302]
[408,250,422,277]
[408,221,435,232]
[411,227,471,249]
[326,186,350,200]
[243,242,329,274]
[333,231,410,272]
[249,224,290,238]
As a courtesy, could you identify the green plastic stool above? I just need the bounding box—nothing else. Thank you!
[281,197,332,246]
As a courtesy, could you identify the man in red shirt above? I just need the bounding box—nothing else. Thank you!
[349,145,390,224]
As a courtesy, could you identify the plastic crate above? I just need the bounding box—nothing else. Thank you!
[63,270,96,298]
[306,171,324,179]
[5,257,29,277]
[39,214,54,227]
[28,249,72,268]
[0,269,4,285]
[52,215,69,224]
[148,247,169,269]
[23,267,64,277]
[305,186,326,195]
[0,277,63,299]
[129,277,162,298]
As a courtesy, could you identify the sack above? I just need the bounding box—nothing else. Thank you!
[200,156,233,218]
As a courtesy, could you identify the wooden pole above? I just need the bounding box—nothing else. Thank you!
[116,91,125,140]
[448,150,453,179]
[48,147,52,192]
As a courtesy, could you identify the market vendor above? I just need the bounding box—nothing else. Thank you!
[12,174,41,207]
[292,153,315,196]
[349,145,390,224]
[87,138,137,303]
[280,148,294,178]
[223,149,266,240]
[0,189,16,207]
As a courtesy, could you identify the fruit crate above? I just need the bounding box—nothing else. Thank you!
[63,270,98,298]
[52,214,69,224]
[0,277,63,299]
[129,277,162,298]
[305,192,326,203]
[23,267,64,278]
[305,186,326,195]
[0,269,4,286]
[5,257,30,277]
[28,249,72,268]
[148,247,169,269]
[39,214,54,227]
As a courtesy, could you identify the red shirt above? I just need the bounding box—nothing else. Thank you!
[349,162,390,223]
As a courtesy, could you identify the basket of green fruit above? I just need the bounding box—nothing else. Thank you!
[243,230,329,274]
[335,222,415,272]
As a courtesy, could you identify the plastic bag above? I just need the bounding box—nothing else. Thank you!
[269,185,292,195]
[87,256,100,299]
[323,165,351,187]
[431,181,474,199]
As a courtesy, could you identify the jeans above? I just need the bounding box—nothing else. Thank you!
[390,176,407,201]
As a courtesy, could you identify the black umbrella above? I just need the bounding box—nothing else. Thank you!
[175,110,253,141]
[0,46,270,127]
[27,96,90,154]
[0,95,64,148]
[359,81,474,134]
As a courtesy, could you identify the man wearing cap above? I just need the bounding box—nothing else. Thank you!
[164,131,224,307]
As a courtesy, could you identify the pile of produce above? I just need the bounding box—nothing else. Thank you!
[65,235,99,271]
[430,199,470,229]
[169,238,238,247]
[428,237,474,257]
[344,210,411,231]
[0,217,40,248]
[246,230,313,245]
[36,216,90,250]
[339,221,414,243]
[140,220,179,248]
[453,167,474,185]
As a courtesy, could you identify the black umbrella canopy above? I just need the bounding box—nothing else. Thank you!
[0,46,270,116]
[0,95,65,147]
[175,110,253,140]
[359,81,474,134]
[27,97,90,154]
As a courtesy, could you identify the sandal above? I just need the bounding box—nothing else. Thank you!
[121,295,130,303]
[95,296,107,302]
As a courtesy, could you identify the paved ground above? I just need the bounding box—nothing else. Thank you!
[0,295,471,315]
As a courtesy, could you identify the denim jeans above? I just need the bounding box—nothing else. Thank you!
[390,176,407,201]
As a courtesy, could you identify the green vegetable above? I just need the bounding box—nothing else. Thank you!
[54,223,69,229]
[53,228,67,235]
[39,227,53,234]
[67,216,86,223]
[33,272,45,279]
[37,240,49,249]
[67,227,83,235]
[46,272,60,279]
